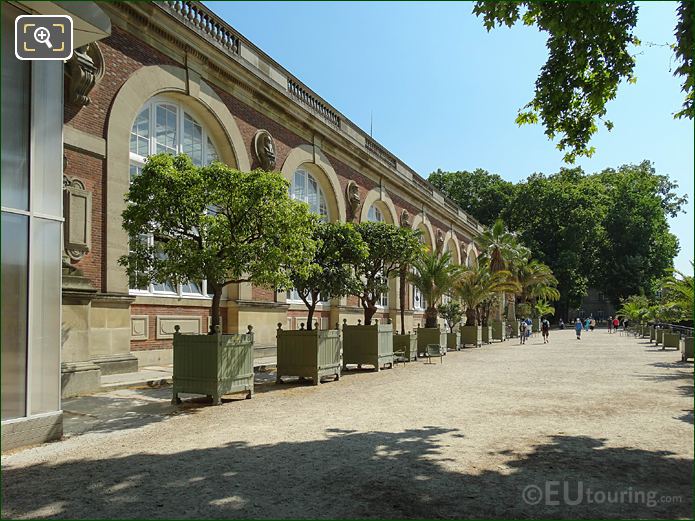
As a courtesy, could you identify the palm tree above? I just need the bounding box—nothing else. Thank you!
[513,258,560,319]
[409,250,460,328]
[534,299,556,320]
[660,263,694,323]
[455,262,521,326]
[477,219,528,320]
[477,219,527,272]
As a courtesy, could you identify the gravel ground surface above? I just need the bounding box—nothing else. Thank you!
[2,329,693,519]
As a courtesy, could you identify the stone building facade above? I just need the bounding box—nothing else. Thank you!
[58,1,484,397]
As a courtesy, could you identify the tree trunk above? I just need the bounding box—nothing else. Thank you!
[363,301,377,325]
[210,286,222,334]
[306,302,316,331]
[465,307,476,326]
[399,266,407,334]
[424,306,438,328]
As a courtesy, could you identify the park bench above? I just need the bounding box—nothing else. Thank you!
[425,344,444,364]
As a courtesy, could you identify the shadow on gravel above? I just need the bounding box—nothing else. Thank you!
[2,430,691,519]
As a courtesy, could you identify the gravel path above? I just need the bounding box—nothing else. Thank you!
[2,329,692,519]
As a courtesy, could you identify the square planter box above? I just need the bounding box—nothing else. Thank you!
[172,326,254,405]
[276,327,341,385]
[481,325,493,344]
[532,319,541,333]
[649,326,656,342]
[656,328,665,345]
[662,331,680,350]
[491,320,507,342]
[393,333,417,361]
[417,327,447,356]
[460,325,482,348]
[680,337,694,362]
[342,323,394,371]
[446,331,461,352]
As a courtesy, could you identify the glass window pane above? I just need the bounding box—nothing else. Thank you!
[181,281,202,294]
[183,113,203,166]
[29,218,61,415]
[1,4,30,211]
[1,212,28,419]
[206,137,218,165]
[130,107,150,156]
[155,104,177,155]
[293,171,305,201]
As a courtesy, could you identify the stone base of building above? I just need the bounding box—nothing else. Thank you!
[132,348,173,367]
[61,361,102,398]
[1,411,63,451]
[92,353,139,375]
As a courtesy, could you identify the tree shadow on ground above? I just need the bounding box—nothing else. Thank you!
[2,429,691,519]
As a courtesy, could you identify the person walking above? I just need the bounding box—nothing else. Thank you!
[589,317,596,332]
[519,319,527,344]
[541,318,550,343]
[575,318,583,340]
[607,316,613,334]
[584,317,590,332]
[613,316,620,333]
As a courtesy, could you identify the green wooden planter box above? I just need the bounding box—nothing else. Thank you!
[276,328,341,385]
[491,320,507,342]
[460,325,482,348]
[172,326,254,405]
[446,332,461,351]
[680,337,694,361]
[662,331,680,349]
[342,323,394,371]
[656,328,664,345]
[640,325,648,338]
[481,325,493,344]
[649,326,656,342]
[393,333,417,361]
[417,327,447,356]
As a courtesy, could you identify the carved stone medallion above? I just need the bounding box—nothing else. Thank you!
[253,130,277,170]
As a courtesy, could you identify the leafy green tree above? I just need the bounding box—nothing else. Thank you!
[351,222,423,325]
[428,168,515,226]
[289,222,367,331]
[120,154,317,332]
[593,161,684,303]
[438,301,463,333]
[513,257,560,319]
[409,250,460,328]
[502,168,605,320]
[534,299,555,320]
[473,1,693,162]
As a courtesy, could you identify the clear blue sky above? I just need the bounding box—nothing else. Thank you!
[210,1,693,273]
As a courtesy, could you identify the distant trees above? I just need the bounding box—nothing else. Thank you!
[429,161,686,319]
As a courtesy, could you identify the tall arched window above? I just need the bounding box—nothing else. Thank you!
[128,97,219,297]
[287,168,329,303]
[290,168,328,221]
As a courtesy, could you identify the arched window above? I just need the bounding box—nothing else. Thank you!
[412,235,425,311]
[367,205,384,223]
[290,168,328,221]
[129,97,219,297]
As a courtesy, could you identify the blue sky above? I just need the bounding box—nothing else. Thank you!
[210,1,693,273]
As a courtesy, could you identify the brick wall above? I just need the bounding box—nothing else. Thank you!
[130,304,216,351]
[64,149,105,290]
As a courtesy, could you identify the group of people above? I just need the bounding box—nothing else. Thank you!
[607,316,626,334]
[519,317,551,344]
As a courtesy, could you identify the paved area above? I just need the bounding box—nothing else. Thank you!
[2,330,692,519]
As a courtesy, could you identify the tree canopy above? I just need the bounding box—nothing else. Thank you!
[351,222,423,325]
[120,154,317,331]
[288,222,367,330]
[473,1,694,162]
[429,161,685,319]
